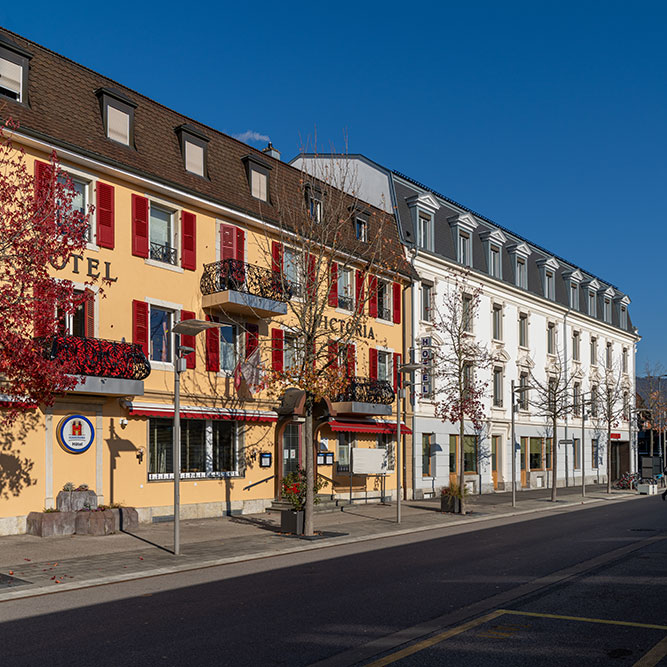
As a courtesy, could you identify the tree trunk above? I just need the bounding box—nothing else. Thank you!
[606,421,612,494]
[304,392,314,536]
[458,419,466,514]
[551,413,558,501]
[650,428,654,457]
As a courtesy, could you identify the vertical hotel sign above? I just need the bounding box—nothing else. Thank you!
[56,415,95,454]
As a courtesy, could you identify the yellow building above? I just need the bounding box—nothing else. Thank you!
[0,29,415,534]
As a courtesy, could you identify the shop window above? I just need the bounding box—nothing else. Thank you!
[337,432,353,473]
[422,433,433,477]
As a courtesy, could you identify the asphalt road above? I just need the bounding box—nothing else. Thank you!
[1,496,665,666]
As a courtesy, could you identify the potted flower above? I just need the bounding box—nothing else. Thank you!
[441,482,468,514]
[280,467,325,534]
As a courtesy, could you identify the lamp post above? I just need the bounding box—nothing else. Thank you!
[395,362,423,524]
[170,318,223,556]
[510,379,532,508]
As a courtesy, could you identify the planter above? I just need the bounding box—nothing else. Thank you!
[110,507,139,532]
[75,509,115,536]
[56,490,98,512]
[26,511,76,537]
[281,509,305,535]
[637,483,658,495]
[440,495,461,513]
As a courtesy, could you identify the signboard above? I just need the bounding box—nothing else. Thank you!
[56,415,95,454]
[610,433,621,440]
[558,439,573,445]
[352,447,387,474]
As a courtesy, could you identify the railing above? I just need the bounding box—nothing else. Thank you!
[378,306,392,321]
[333,377,395,405]
[200,258,292,302]
[150,241,178,265]
[338,295,354,311]
[47,336,151,381]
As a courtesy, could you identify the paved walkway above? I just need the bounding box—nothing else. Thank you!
[0,487,643,601]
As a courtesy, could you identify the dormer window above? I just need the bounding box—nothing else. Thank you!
[516,257,527,289]
[305,184,322,222]
[242,154,272,203]
[458,231,471,267]
[406,193,439,253]
[508,242,531,290]
[570,283,579,309]
[563,269,583,310]
[489,246,501,278]
[620,305,627,329]
[0,37,31,104]
[449,213,478,268]
[176,124,209,178]
[356,216,368,242]
[97,87,136,148]
[537,257,559,300]
[545,270,554,299]
[603,297,611,323]
[588,291,597,317]
[418,212,432,251]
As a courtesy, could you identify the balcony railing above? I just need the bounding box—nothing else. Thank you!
[333,377,395,405]
[200,259,292,302]
[378,306,392,321]
[338,295,354,311]
[47,336,151,381]
[150,242,178,265]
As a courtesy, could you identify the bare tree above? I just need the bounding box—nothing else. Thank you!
[431,272,493,514]
[256,151,404,536]
[640,362,666,458]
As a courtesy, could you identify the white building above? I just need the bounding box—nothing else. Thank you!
[293,155,639,497]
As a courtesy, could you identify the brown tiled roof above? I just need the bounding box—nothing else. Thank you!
[0,27,415,279]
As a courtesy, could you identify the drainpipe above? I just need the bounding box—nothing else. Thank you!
[563,309,570,489]
[406,245,418,501]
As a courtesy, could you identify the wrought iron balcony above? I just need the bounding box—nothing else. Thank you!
[200,259,290,317]
[332,377,395,416]
[47,336,151,382]
[378,306,392,321]
[338,295,354,311]
[150,241,178,265]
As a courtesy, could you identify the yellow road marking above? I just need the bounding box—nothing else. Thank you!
[632,636,667,667]
[498,609,667,631]
[364,610,505,666]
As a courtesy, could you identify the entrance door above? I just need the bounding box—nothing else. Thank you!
[282,424,300,478]
[491,435,500,489]
[520,437,528,487]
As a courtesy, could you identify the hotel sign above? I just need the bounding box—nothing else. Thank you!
[321,315,375,340]
[56,415,95,454]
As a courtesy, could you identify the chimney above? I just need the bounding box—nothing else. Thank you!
[262,142,281,161]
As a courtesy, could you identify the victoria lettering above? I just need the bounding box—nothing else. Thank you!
[322,316,375,340]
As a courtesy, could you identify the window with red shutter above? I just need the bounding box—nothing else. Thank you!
[96,182,115,249]
[181,212,196,270]
[355,270,365,314]
[393,282,402,324]
[132,300,149,357]
[131,195,149,258]
[369,275,378,318]
[271,328,284,371]
[180,310,196,369]
[328,262,338,307]
[84,288,95,339]
[369,348,378,380]
[220,224,245,263]
[235,228,245,262]
[272,241,283,273]
[246,324,259,358]
[205,314,220,371]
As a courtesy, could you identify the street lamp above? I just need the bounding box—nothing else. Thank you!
[396,362,423,524]
[510,379,532,508]
[170,318,224,556]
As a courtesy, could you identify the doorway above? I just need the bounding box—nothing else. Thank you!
[491,435,501,489]
[282,423,300,477]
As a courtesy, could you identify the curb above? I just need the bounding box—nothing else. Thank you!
[0,493,642,603]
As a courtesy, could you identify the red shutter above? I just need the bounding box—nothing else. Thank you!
[132,300,149,357]
[34,160,51,201]
[355,270,365,314]
[328,262,338,307]
[205,315,220,372]
[369,275,378,318]
[181,211,196,271]
[393,282,402,324]
[235,228,245,262]
[328,341,339,369]
[271,241,283,273]
[306,254,316,298]
[221,224,235,260]
[271,328,284,372]
[347,344,356,378]
[369,348,378,380]
[96,182,115,249]
[246,323,259,358]
[393,353,402,391]
[131,194,149,258]
[84,288,95,339]
[180,310,196,369]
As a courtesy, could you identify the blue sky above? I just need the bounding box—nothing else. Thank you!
[3,2,665,369]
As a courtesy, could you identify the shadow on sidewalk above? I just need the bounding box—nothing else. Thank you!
[120,531,174,554]
[229,515,282,533]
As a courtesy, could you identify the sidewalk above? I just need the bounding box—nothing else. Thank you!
[0,487,643,601]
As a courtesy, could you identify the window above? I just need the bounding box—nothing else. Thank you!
[462,294,473,333]
[57,172,91,241]
[108,106,130,144]
[376,280,391,321]
[493,367,503,407]
[0,40,30,104]
[620,305,628,329]
[519,373,529,410]
[378,433,394,472]
[516,257,527,289]
[422,433,433,477]
[518,312,528,348]
[448,435,478,474]
[458,232,471,266]
[588,291,597,317]
[185,140,205,177]
[573,438,581,470]
[590,336,598,365]
[309,196,322,222]
[463,362,473,397]
[570,283,579,309]
[219,324,237,373]
[572,330,580,361]
[548,377,557,413]
[418,213,431,250]
[529,437,543,470]
[591,438,599,468]
[421,283,432,322]
[573,382,581,414]
[622,347,628,374]
[150,306,172,363]
[489,245,501,278]
[606,342,612,369]
[57,289,88,338]
[492,304,503,341]
[491,435,500,475]
[284,334,299,370]
[284,247,301,295]
[545,438,553,469]
[603,298,612,323]
[97,88,136,147]
[148,418,238,479]
[149,203,176,265]
[337,267,353,310]
[176,124,209,178]
[544,270,555,300]
[590,385,599,417]
[377,350,391,382]
[251,169,268,201]
[355,217,368,242]
[547,322,555,355]
[623,391,629,420]
[337,433,353,472]
[520,437,527,472]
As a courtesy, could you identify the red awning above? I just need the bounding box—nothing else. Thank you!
[126,405,277,422]
[327,419,412,435]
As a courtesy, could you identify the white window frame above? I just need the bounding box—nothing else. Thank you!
[547,322,556,355]
[418,212,432,251]
[250,168,268,201]
[57,165,96,247]
[145,297,181,371]
[518,312,528,348]
[147,199,179,268]
[492,303,503,341]
[337,266,353,311]
[493,367,504,407]
[570,283,579,309]
[603,298,612,323]
[421,283,432,322]
[458,231,472,267]
[218,322,238,375]
[572,330,580,361]
[376,279,392,321]
[356,216,368,242]
[489,245,501,278]
[516,257,527,289]
[588,291,597,318]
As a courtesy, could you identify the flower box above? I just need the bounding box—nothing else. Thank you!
[56,489,98,512]
[440,495,461,514]
[637,483,658,495]
[75,509,115,536]
[281,509,304,535]
[26,511,76,537]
